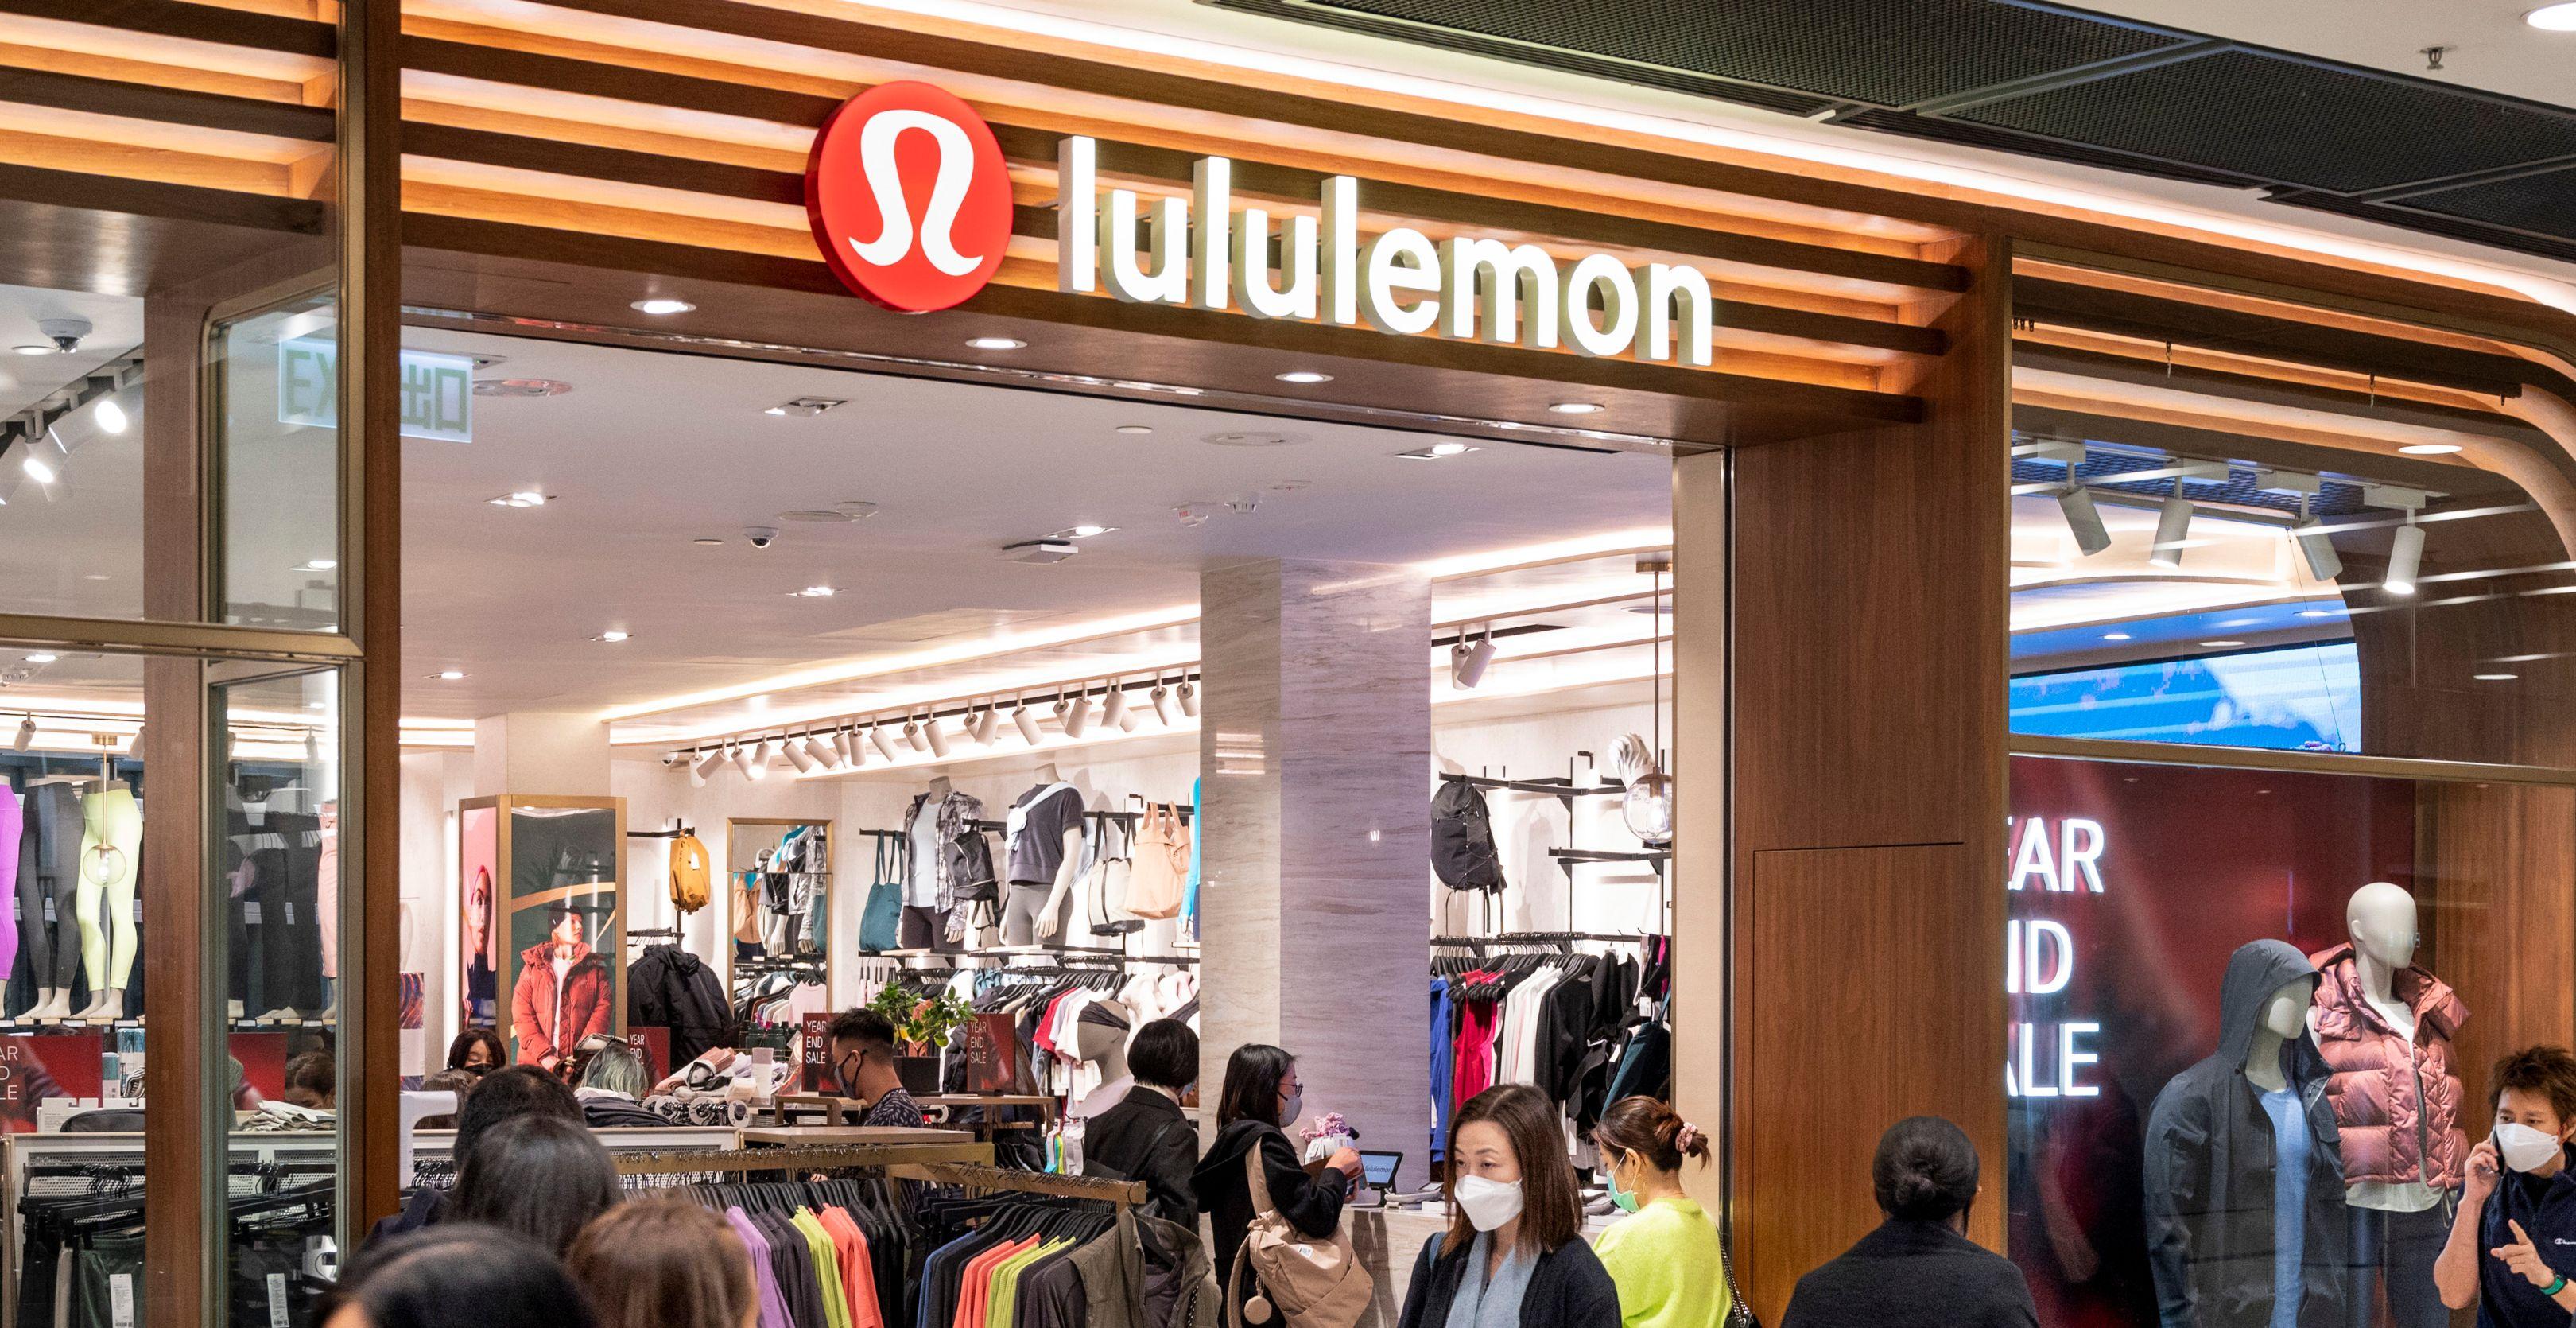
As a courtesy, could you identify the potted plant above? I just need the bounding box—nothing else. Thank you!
[867,984,969,1095]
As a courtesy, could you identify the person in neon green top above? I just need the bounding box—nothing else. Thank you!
[1591,1097,1731,1328]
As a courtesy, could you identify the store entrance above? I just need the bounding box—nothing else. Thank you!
[390,309,1687,1302]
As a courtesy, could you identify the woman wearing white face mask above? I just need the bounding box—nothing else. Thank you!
[1395,1084,1619,1328]
[2435,1046,2576,1323]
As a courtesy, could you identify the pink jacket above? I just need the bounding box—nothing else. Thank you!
[2306,943,2469,1191]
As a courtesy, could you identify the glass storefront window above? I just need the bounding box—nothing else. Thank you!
[0,289,147,619]
[214,295,345,634]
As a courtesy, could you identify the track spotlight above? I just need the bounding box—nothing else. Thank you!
[724,744,749,779]
[1061,688,1094,738]
[785,736,818,775]
[131,724,145,757]
[900,716,924,753]
[869,725,897,762]
[1102,681,1130,732]
[2057,484,2111,557]
[745,740,773,780]
[807,732,840,770]
[2294,498,2342,583]
[686,751,708,787]
[1012,697,1042,745]
[12,715,33,752]
[1177,678,1198,718]
[840,729,866,770]
[692,747,726,782]
[2150,485,2193,570]
[972,705,998,745]
[924,715,952,759]
[1150,679,1175,726]
[1451,631,1496,690]
[2385,515,2424,596]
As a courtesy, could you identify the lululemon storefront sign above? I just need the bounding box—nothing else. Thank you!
[802,83,1717,364]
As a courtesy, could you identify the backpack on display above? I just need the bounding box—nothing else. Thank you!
[1087,817,1137,937]
[858,834,903,953]
[667,833,711,914]
[1128,802,1189,920]
[1224,1144,1371,1328]
[1430,778,1506,894]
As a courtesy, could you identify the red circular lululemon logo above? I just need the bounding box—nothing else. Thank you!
[805,82,1014,313]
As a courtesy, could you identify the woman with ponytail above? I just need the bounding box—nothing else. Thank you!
[1590,1097,1727,1326]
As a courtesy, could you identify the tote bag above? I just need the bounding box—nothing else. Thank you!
[1128,802,1189,920]
[857,834,903,953]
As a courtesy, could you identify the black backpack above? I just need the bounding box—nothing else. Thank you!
[950,829,999,903]
[1431,779,1506,894]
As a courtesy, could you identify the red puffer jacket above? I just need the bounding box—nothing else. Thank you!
[2307,942,2469,1190]
[511,941,613,1066]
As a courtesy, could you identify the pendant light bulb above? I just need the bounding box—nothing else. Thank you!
[868,724,897,763]
[12,715,33,752]
[972,705,999,745]
[2150,484,2193,570]
[785,735,817,775]
[923,715,952,759]
[2385,515,2424,596]
[1012,697,1042,745]
[1622,771,1675,847]
[1102,681,1131,732]
[1177,678,1198,718]
[1061,689,1093,738]
[1150,680,1175,726]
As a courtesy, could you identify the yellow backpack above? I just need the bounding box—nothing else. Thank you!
[668,833,712,914]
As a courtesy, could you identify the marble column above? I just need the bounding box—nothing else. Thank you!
[1201,558,1432,1189]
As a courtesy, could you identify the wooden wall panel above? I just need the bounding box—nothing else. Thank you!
[1718,236,2010,1319]
[1737,845,1994,1322]
[2423,781,2576,1107]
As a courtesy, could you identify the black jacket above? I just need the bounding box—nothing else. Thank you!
[1394,1229,1619,1328]
[2143,939,2349,1328]
[625,945,731,1067]
[1781,1218,2038,1328]
[1084,1086,1201,1226]
[1191,1119,1347,1314]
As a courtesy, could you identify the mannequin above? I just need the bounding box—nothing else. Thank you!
[71,779,138,1021]
[1070,998,1132,1120]
[2246,979,2313,1093]
[2310,882,2466,1328]
[18,775,85,1021]
[1004,763,1084,946]
[902,775,975,953]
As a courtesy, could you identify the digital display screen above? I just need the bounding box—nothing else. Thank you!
[1360,1151,1402,1186]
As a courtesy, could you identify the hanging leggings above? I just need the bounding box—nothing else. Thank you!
[0,792,19,984]
[77,786,141,993]
[23,786,80,992]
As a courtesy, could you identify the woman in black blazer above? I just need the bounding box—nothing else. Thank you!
[1780,1116,2040,1328]
[1192,1043,1364,1318]
[1396,1085,1620,1328]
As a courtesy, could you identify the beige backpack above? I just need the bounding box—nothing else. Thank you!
[1224,1144,1371,1328]
[1127,802,1189,920]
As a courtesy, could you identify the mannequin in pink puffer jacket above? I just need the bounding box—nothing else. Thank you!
[2308,941,2469,1191]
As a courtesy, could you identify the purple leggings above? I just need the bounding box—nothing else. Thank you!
[0,791,19,984]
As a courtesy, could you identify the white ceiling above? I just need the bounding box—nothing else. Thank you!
[2077,0,2576,109]
[399,328,1674,727]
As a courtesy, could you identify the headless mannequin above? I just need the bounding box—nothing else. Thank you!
[72,779,139,1022]
[906,776,958,950]
[21,773,89,1022]
[1028,763,1084,943]
[1071,1002,1132,1119]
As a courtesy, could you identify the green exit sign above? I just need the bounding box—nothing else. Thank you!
[278,338,475,444]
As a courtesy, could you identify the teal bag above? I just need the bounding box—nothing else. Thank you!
[857,833,903,953]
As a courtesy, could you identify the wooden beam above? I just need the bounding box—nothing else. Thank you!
[0,0,334,56]
[0,67,332,139]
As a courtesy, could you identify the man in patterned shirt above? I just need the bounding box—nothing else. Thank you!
[827,1008,925,1128]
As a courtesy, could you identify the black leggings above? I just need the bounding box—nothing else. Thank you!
[19,786,80,992]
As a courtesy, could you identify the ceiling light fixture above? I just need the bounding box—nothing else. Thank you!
[1624,555,1675,846]
[2528,2,2576,29]
[2202,639,2247,648]
[2057,484,2111,557]
[1012,697,1042,745]
[901,716,925,754]
[436,670,465,681]
[488,491,549,508]
[842,728,868,769]
[23,653,56,665]
[1102,680,1131,732]
[10,344,52,356]
[2398,442,2465,456]
[867,724,897,763]
[687,753,710,787]
[2102,632,2132,642]
[1452,629,1496,689]
[1060,688,1094,739]
[2385,514,2425,596]
[1177,677,1199,718]
[1275,370,1333,384]
[965,336,1027,350]
[92,399,127,436]
[972,705,998,745]
[1114,425,1154,436]
[796,585,836,598]
[2477,672,2520,681]
[806,732,840,770]
[762,398,845,418]
[1430,442,1472,457]
[1547,402,1604,415]
[727,744,754,779]
[692,747,727,783]
[598,630,630,643]
[785,736,818,775]
[1150,678,1175,726]
[1068,525,1110,538]
[630,297,695,315]
[11,716,32,752]
[2150,483,2194,570]
[922,714,952,759]
[20,448,56,485]
[2294,495,2343,582]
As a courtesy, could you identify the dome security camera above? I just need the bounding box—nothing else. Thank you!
[743,526,778,549]
[35,318,90,355]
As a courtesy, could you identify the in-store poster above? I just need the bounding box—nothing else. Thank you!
[2004,756,2416,1328]
[0,1032,100,1132]
[502,806,621,1069]
[460,806,499,1030]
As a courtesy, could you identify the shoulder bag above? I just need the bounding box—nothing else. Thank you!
[1224,1141,1371,1328]
[857,833,903,953]
[1719,1205,1759,1328]
[1128,802,1189,920]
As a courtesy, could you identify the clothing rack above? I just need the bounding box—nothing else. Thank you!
[735,955,829,974]
[627,823,697,839]
[884,1160,1144,1208]
[1431,930,1654,953]
[1441,771,1626,801]
[612,1139,992,1178]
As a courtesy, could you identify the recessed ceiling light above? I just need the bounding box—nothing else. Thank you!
[1205,431,1294,448]
[2398,442,2465,456]
[1275,371,1333,384]
[1547,402,1604,415]
[1068,524,1110,538]
[435,670,465,681]
[473,378,573,398]
[692,538,724,546]
[2101,632,2132,641]
[1430,441,1475,457]
[1115,425,1154,436]
[2202,639,2246,647]
[2477,672,2520,681]
[793,585,836,598]
[762,397,845,418]
[965,336,1026,350]
[2528,2,2576,29]
[597,631,630,643]
[630,297,695,316]
[2297,608,2339,619]
[487,491,549,508]
[299,559,337,571]
[10,344,52,356]
[23,653,56,665]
